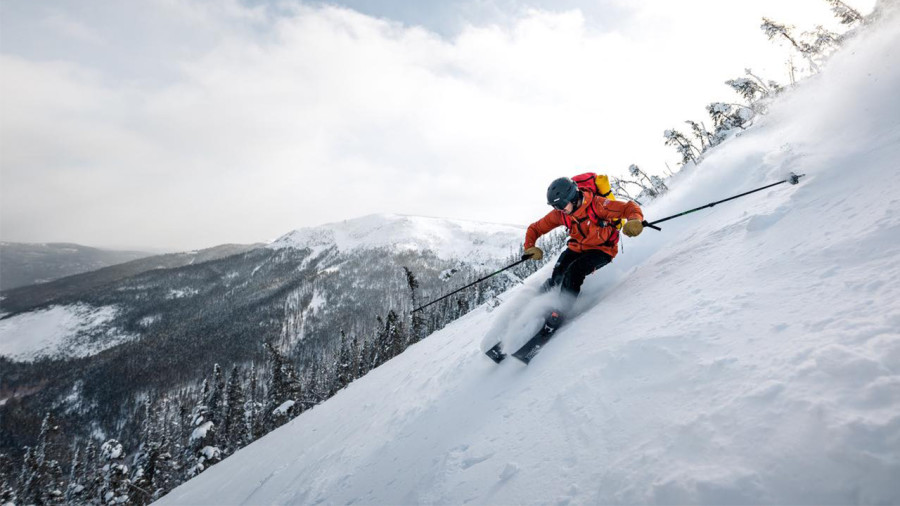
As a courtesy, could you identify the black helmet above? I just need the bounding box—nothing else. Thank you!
[547,177,579,210]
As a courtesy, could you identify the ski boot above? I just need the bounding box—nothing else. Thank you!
[542,310,563,334]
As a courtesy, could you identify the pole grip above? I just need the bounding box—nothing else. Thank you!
[643,220,662,231]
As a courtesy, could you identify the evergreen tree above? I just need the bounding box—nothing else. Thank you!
[131,397,163,504]
[336,330,354,390]
[372,316,387,368]
[685,120,714,151]
[185,397,220,478]
[761,17,821,73]
[65,443,84,504]
[825,0,863,25]
[627,164,668,199]
[0,453,16,505]
[404,267,426,344]
[158,395,181,498]
[385,310,406,359]
[207,364,226,428]
[264,342,288,409]
[356,337,373,379]
[663,129,702,166]
[131,442,160,505]
[350,336,362,384]
[99,439,130,505]
[710,102,754,133]
[263,342,302,431]
[246,363,265,441]
[285,361,303,403]
[18,446,34,500]
[80,441,100,503]
[20,413,65,505]
[610,177,637,200]
[223,365,248,453]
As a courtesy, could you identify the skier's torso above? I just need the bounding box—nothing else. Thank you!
[524,190,644,258]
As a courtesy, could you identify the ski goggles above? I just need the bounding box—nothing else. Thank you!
[549,198,571,210]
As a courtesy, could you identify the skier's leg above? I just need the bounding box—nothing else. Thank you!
[541,248,579,293]
[560,250,613,298]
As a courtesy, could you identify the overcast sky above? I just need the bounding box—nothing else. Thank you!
[0,0,873,252]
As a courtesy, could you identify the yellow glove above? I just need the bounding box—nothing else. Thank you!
[622,220,644,237]
[523,247,544,260]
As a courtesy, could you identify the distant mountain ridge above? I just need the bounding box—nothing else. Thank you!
[271,214,525,265]
[0,242,153,290]
[0,243,263,316]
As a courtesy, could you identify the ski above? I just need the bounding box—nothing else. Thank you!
[511,311,563,364]
[484,342,506,363]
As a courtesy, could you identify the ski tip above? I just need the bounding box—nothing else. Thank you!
[485,343,506,364]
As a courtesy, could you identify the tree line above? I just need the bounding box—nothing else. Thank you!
[1,239,558,505]
[610,0,866,202]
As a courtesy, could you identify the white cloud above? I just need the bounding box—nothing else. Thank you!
[0,0,876,250]
[43,11,105,44]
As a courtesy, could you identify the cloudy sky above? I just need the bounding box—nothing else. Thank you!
[0,0,871,251]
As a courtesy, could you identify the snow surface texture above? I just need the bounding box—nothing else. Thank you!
[269,213,524,266]
[0,304,136,361]
[159,12,900,506]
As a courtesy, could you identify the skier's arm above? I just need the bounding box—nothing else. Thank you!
[596,198,643,223]
[524,210,564,249]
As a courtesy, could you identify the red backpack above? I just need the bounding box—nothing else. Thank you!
[560,172,622,245]
[572,172,615,199]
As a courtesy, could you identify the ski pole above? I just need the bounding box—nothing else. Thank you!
[642,172,805,231]
[412,257,530,313]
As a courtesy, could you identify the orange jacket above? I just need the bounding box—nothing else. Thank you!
[524,190,644,258]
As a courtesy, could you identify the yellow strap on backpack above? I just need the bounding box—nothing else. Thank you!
[594,174,615,201]
[594,174,624,229]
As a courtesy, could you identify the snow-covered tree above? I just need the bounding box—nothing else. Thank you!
[761,17,814,57]
[404,267,426,344]
[706,102,754,137]
[223,365,248,453]
[664,129,702,166]
[685,120,715,151]
[350,336,362,385]
[185,401,220,478]
[264,342,288,409]
[65,443,84,504]
[207,364,226,428]
[336,330,354,390]
[725,76,769,103]
[149,395,179,501]
[246,363,266,441]
[99,439,130,504]
[131,397,166,505]
[79,440,101,503]
[19,413,65,504]
[130,442,160,505]
[0,453,16,505]
[825,0,864,25]
[760,16,844,75]
[610,177,637,200]
[386,310,406,360]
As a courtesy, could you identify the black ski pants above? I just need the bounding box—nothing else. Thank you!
[543,248,613,297]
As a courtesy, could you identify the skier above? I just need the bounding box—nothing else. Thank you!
[523,176,645,329]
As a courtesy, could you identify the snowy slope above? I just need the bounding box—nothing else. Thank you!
[269,213,524,266]
[0,304,136,361]
[158,12,900,506]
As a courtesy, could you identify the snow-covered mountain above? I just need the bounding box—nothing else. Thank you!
[0,213,533,464]
[0,216,522,362]
[158,9,900,505]
[270,213,524,266]
[0,304,136,362]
